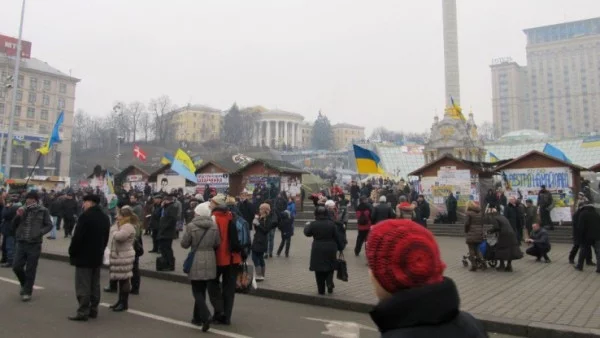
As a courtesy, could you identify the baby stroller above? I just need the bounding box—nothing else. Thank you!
[461,234,498,269]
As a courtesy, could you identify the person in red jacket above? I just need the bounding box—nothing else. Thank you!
[207,194,241,325]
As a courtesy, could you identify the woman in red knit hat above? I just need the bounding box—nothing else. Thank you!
[366,219,488,337]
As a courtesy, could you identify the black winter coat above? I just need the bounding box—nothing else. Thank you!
[252,213,277,253]
[370,278,488,338]
[61,198,78,221]
[1,204,20,236]
[238,200,256,226]
[68,205,111,268]
[158,202,178,240]
[304,216,344,272]
[371,204,395,225]
[487,214,523,261]
[504,203,522,232]
[577,205,600,244]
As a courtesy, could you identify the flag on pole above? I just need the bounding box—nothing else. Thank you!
[133,144,147,161]
[161,152,174,165]
[36,111,64,155]
[449,96,466,121]
[175,148,196,173]
[106,170,115,194]
[543,143,571,163]
[353,144,386,175]
[170,159,198,183]
[489,152,499,163]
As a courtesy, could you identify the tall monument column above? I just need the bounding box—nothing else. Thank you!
[443,0,460,106]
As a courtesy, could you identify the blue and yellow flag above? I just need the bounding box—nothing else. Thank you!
[161,152,174,165]
[106,170,115,194]
[581,135,600,148]
[353,145,385,175]
[175,148,196,173]
[37,111,64,156]
[448,97,466,121]
[543,143,571,163]
[171,159,198,183]
[489,152,499,163]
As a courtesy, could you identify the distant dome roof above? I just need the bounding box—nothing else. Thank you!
[499,129,549,141]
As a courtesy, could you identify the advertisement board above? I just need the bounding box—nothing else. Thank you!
[0,34,32,59]
[196,173,229,189]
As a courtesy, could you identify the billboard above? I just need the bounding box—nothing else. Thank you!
[0,34,32,59]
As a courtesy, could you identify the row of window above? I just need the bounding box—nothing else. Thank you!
[0,118,49,133]
[0,72,68,94]
[4,90,66,109]
[0,103,52,121]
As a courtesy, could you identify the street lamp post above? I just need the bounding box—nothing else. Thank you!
[4,0,27,178]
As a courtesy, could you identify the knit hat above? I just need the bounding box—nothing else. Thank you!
[379,196,387,203]
[25,191,39,201]
[194,202,212,217]
[211,193,227,206]
[366,219,446,294]
[324,200,336,208]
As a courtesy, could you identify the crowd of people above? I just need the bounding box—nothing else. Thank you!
[1,176,598,337]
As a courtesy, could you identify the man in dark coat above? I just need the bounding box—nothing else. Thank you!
[446,193,458,224]
[61,193,79,238]
[349,181,360,210]
[574,204,600,273]
[568,202,594,265]
[148,194,163,253]
[367,220,488,338]
[486,210,523,272]
[68,194,110,321]
[238,191,256,229]
[537,185,554,229]
[415,195,431,227]
[371,196,395,225]
[157,195,178,271]
[12,191,53,301]
[525,223,551,263]
[504,196,523,242]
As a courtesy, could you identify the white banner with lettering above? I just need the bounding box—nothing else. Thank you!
[196,173,229,189]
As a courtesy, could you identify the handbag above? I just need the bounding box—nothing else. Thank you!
[134,237,144,257]
[183,228,209,274]
[235,261,257,293]
[335,252,348,282]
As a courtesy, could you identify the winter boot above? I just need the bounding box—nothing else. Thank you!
[113,292,129,312]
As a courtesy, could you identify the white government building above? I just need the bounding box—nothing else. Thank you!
[253,109,305,148]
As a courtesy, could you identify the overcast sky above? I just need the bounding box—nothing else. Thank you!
[1,0,599,135]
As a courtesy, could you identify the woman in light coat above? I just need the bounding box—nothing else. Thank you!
[181,202,220,332]
[108,206,137,312]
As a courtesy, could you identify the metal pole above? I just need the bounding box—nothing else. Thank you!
[116,138,120,170]
[5,0,27,178]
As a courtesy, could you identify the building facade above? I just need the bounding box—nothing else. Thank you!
[166,105,222,143]
[491,60,529,137]
[491,17,600,138]
[0,53,79,178]
[252,109,304,149]
[300,122,313,149]
[331,123,365,150]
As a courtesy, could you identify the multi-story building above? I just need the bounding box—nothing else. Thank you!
[300,122,313,149]
[491,59,529,137]
[166,105,222,143]
[491,17,600,138]
[332,123,365,150]
[0,49,79,178]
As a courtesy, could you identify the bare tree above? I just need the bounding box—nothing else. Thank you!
[148,95,175,144]
[139,110,152,142]
[127,101,145,142]
[478,121,496,142]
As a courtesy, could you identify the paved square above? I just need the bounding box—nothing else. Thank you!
[41,229,600,330]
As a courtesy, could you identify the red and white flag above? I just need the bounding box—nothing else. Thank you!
[133,145,147,162]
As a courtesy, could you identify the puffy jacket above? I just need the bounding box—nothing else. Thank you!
[464,205,484,244]
[212,206,242,266]
[15,204,53,243]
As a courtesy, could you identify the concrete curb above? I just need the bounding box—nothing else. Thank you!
[39,252,600,338]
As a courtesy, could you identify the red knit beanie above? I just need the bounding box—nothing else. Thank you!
[366,219,446,294]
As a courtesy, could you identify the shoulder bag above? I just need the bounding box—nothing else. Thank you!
[183,228,209,274]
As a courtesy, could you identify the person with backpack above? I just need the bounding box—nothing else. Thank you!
[267,191,287,258]
[355,197,372,256]
[251,203,278,280]
[208,194,242,326]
